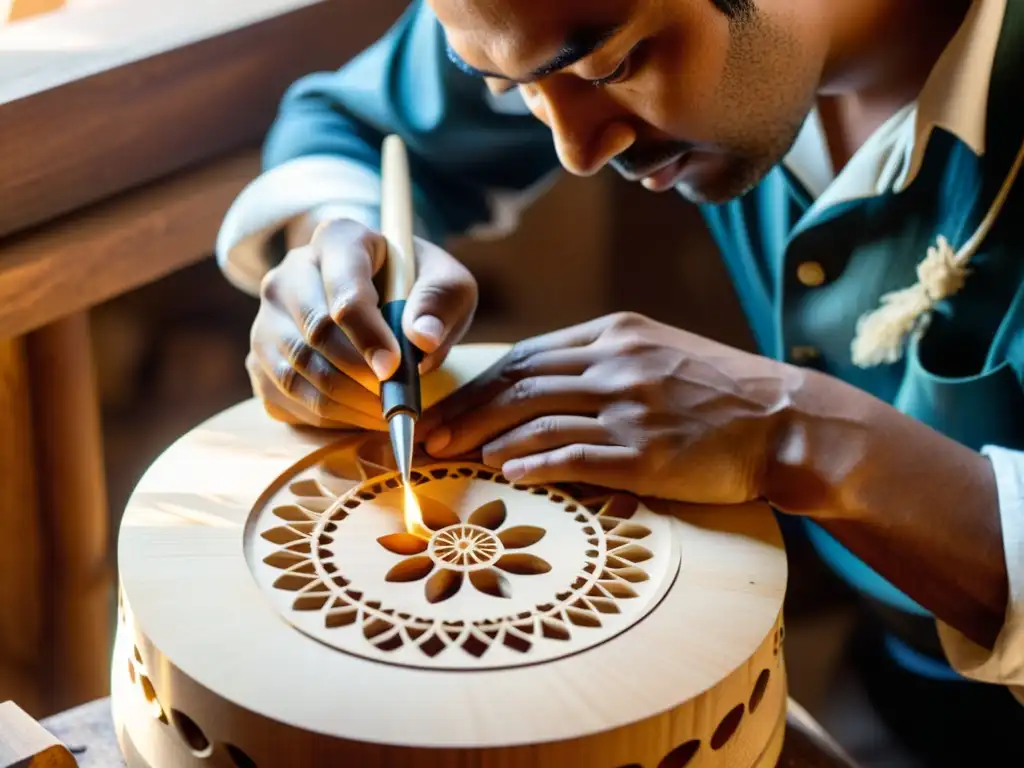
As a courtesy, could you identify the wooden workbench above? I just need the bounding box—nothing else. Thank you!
[37,698,859,767]
[0,0,406,718]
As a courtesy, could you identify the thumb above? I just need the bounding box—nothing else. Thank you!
[402,240,478,372]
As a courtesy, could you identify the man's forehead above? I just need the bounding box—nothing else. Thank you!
[429,0,634,77]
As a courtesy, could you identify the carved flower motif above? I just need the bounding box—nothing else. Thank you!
[377,497,550,603]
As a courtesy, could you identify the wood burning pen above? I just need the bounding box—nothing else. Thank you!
[379,134,421,485]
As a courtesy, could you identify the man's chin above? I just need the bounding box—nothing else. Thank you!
[670,152,771,205]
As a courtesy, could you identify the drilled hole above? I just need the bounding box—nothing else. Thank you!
[139,675,156,704]
[659,740,700,767]
[749,669,770,713]
[711,704,744,750]
[138,674,167,723]
[170,710,211,756]
[127,660,136,684]
[226,744,257,768]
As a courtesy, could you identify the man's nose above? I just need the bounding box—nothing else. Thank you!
[523,80,635,176]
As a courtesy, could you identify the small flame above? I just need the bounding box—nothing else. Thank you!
[403,484,431,541]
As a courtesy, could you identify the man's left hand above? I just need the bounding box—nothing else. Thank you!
[418,312,803,504]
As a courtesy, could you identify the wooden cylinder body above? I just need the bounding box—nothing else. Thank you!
[112,344,788,768]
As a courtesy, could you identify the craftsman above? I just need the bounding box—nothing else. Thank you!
[216,0,1023,763]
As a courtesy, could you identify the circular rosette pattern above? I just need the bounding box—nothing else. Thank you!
[247,448,679,670]
[378,496,552,603]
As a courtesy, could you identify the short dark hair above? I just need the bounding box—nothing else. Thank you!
[710,0,754,20]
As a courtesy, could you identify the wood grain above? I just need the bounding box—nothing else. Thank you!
[0,150,260,340]
[27,313,111,711]
[0,0,405,239]
[0,340,43,702]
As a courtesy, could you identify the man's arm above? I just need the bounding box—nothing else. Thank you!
[215,0,560,295]
[767,368,1019,659]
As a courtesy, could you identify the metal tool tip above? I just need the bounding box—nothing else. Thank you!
[388,411,415,484]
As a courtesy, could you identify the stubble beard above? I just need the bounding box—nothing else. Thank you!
[674,7,818,205]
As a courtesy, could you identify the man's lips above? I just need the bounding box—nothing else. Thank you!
[640,154,690,192]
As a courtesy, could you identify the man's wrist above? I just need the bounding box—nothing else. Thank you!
[760,366,876,519]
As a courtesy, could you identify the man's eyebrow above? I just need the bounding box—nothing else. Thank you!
[445,24,624,83]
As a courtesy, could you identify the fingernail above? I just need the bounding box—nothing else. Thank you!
[426,426,451,455]
[502,461,526,481]
[369,349,396,380]
[412,315,445,349]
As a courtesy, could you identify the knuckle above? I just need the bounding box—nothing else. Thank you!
[608,310,644,331]
[274,362,300,396]
[506,377,539,403]
[258,268,282,303]
[315,219,383,268]
[303,390,332,418]
[615,333,657,358]
[299,309,334,348]
[502,344,540,379]
[530,416,560,439]
[556,444,589,470]
[331,285,376,322]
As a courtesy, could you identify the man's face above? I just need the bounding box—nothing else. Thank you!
[432,0,829,203]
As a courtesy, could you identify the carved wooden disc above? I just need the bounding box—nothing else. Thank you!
[114,344,789,767]
[247,443,679,670]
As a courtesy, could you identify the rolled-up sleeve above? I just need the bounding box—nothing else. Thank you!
[936,444,1024,704]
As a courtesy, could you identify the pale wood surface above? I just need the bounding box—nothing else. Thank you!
[114,344,790,767]
[0,701,76,768]
[40,697,860,768]
[0,0,406,239]
[0,340,44,715]
[0,150,260,341]
[25,314,111,711]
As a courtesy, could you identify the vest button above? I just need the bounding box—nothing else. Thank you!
[790,345,821,365]
[796,261,826,287]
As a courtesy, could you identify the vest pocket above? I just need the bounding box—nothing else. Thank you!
[896,332,1024,452]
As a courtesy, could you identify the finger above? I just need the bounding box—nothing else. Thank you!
[509,315,619,358]
[253,345,386,431]
[481,416,615,467]
[256,305,382,412]
[425,375,608,458]
[247,354,359,429]
[268,251,379,392]
[401,241,478,372]
[418,345,601,434]
[501,444,639,486]
[313,219,400,381]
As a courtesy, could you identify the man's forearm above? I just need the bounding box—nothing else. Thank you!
[765,368,1008,649]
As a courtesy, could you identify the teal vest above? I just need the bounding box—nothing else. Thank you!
[700,2,1024,642]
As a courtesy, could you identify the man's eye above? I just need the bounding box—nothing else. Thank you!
[589,57,632,87]
[586,41,644,87]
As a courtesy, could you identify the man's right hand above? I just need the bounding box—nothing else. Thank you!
[247,218,478,429]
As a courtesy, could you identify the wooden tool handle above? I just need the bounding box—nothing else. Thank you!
[380,134,416,303]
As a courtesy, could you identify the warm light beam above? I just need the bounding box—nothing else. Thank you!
[403,484,431,541]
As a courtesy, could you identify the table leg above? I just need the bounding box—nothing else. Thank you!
[27,312,112,712]
[0,337,45,716]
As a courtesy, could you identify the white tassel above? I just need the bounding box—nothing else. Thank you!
[850,236,968,367]
[850,137,1024,368]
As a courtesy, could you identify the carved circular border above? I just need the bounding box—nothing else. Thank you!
[249,463,681,671]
